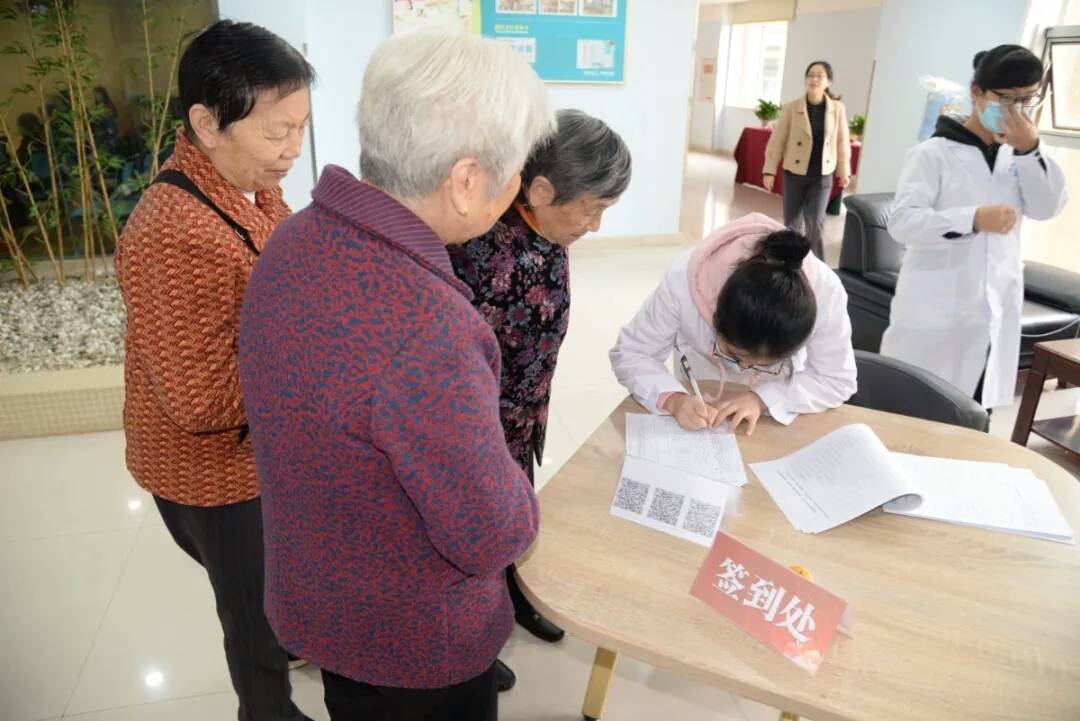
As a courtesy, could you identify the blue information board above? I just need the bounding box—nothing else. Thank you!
[479,0,627,84]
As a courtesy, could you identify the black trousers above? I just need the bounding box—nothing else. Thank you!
[973,365,993,416]
[154,495,309,721]
[506,449,536,617]
[322,665,497,721]
[782,170,832,261]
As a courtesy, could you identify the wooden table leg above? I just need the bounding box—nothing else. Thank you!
[581,647,619,721]
[1012,349,1051,446]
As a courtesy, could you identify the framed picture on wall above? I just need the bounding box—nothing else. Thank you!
[539,0,577,16]
[481,0,627,83]
[579,0,617,18]
[392,0,474,34]
[496,0,538,13]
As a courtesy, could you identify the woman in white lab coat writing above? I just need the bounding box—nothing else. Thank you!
[882,44,1067,409]
[610,213,857,434]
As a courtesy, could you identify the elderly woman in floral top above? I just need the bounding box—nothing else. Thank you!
[449,108,631,687]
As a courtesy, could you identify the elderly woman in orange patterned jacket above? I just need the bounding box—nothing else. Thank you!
[114,20,313,721]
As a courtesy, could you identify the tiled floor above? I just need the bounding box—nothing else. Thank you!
[1,153,1077,721]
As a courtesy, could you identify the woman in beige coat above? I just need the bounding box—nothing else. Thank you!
[762,61,851,260]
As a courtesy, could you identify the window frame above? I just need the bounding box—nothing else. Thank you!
[1038,24,1080,148]
[723,21,789,110]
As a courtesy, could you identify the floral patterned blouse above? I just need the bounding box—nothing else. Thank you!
[448,202,570,478]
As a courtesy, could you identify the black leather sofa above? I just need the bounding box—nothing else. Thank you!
[837,193,1080,369]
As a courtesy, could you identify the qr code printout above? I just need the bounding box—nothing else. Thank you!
[613,477,649,514]
[647,488,685,526]
[682,498,722,537]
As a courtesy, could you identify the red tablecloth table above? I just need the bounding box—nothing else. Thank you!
[732,125,861,205]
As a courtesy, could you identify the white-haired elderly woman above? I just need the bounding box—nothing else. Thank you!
[238,31,555,721]
[448,108,631,670]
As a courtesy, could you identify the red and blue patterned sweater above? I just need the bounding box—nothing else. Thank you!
[238,165,540,689]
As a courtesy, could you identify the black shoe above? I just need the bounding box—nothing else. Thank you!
[495,659,516,692]
[516,609,566,643]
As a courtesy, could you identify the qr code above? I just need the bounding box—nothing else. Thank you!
[681,499,722,537]
[613,478,649,514]
[647,488,685,526]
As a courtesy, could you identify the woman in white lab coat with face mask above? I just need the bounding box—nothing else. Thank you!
[881,44,1067,409]
[610,213,857,434]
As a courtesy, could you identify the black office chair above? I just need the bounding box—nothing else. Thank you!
[848,350,990,432]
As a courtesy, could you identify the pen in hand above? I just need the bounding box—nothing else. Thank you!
[673,342,724,431]
[678,341,704,403]
[678,351,705,404]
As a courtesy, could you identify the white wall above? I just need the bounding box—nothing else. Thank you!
[778,5,881,120]
[214,0,697,238]
[690,21,724,150]
[304,2,391,177]
[689,103,714,150]
[719,107,760,151]
[713,17,734,147]
[857,0,1029,193]
[688,14,734,153]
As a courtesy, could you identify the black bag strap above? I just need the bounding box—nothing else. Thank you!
[152,169,260,257]
[154,169,255,446]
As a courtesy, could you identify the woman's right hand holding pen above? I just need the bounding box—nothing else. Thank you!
[663,392,720,431]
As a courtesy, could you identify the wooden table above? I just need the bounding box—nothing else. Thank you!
[516,393,1080,721]
[1012,338,1080,456]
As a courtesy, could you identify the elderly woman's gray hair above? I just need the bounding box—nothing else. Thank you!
[522,109,631,203]
[358,32,555,200]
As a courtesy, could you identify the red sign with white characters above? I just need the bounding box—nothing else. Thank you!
[690,532,850,674]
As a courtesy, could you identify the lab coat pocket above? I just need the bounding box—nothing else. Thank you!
[894,266,960,326]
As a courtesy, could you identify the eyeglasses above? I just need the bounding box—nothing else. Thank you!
[711,339,789,376]
[988,90,1046,109]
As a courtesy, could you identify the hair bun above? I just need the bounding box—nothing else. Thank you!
[760,229,811,271]
[973,50,988,70]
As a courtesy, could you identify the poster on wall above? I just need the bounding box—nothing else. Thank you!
[392,0,476,34]
[482,0,627,83]
[697,56,716,101]
[391,1,626,84]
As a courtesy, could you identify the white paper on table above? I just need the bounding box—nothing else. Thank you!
[625,413,746,485]
[610,455,740,547]
[885,453,1075,544]
[749,424,918,534]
